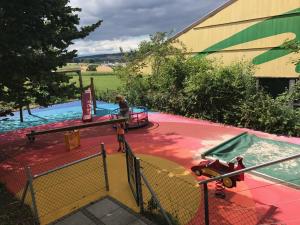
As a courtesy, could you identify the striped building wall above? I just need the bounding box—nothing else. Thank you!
[173,0,300,79]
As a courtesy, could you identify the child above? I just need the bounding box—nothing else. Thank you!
[116,95,130,132]
[117,122,126,152]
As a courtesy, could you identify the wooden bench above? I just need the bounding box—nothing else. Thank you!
[26,118,127,143]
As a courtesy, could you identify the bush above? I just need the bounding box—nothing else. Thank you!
[0,183,35,225]
[183,58,256,124]
[115,32,300,136]
[95,89,119,103]
[239,90,300,136]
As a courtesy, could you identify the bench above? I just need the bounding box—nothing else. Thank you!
[26,118,127,143]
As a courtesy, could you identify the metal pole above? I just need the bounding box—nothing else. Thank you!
[199,153,300,185]
[25,166,39,224]
[90,77,97,115]
[140,171,173,225]
[203,183,209,225]
[20,180,29,207]
[101,143,109,191]
[135,158,144,212]
[78,71,83,94]
[125,141,130,184]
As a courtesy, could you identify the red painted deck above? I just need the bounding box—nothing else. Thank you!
[0,113,299,225]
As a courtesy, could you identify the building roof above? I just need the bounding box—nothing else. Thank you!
[170,0,237,40]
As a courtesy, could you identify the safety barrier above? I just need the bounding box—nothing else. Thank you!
[199,153,300,225]
[124,141,201,225]
[20,144,109,225]
[140,160,201,225]
[110,106,149,129]
[124,141,142,206]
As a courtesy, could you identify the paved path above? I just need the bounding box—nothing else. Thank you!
[53,197,154,225]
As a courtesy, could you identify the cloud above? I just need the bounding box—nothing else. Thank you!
[69,0,228,55]
[70,35,150,55]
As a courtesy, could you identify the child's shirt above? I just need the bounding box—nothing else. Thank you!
[117,126,125,135]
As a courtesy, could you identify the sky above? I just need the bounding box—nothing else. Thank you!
[69,0,228,56]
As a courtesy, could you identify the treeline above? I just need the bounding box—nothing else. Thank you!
[97,33,300,136]
[72,53,123,64]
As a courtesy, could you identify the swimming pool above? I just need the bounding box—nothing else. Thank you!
[202,133,300,186]
[0,101,121,133]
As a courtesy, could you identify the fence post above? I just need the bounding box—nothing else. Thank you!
[135,158,144,212]
[125,142,130,184]
[101,143,109,191]
[20,180,29,207]
[25,166,39,225]
[203,183,209,225]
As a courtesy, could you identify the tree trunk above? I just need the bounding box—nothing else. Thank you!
[20,106,24,122]
[26,104,32,115]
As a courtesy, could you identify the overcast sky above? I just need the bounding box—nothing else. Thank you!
[69,0,228,56]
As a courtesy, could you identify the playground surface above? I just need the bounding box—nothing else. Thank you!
[0,102,300,225]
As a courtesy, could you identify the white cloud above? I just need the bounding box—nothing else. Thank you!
[68,0,228,55]
[70,35,150,56]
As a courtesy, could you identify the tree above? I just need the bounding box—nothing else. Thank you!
[283,39,300,73]
[0,0,101,121]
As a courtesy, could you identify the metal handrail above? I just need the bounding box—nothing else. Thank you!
[34,152,102,178]
[199,152,300,185]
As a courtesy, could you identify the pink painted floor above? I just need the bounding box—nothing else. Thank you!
[0,113,299,225]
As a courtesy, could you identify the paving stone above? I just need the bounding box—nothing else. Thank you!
[100,207,138,225]
[53,211,94,225]
[86,198,120,219]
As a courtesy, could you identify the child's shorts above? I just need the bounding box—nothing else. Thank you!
[118,135,124,142]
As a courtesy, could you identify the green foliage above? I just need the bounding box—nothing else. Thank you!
[0,0,101,120]
[239,91,300,136]
[0,183,34,225]
[143,196,180,225]
[115,32,300,136]
[96,89,119,103]
[0,102,14,116]
[283,39,300,66]
[183,58,257,124]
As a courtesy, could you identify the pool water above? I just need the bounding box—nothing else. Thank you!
[203,133,300,186]
[0,101,121,133]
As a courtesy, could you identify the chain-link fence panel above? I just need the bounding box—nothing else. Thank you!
[31,153,108,225]
[140,159,202,225]
[202,182,281,225]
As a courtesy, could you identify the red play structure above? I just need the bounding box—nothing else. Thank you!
[81,88,93,122]
[191,156,245,188]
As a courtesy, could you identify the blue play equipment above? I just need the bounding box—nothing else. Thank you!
[0,101,135,133]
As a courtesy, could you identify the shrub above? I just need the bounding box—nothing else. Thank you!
[239,90,300,136]
[115,32,300,136]
[183,59,256,124]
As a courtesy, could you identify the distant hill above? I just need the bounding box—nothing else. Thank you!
[73,53,124,64]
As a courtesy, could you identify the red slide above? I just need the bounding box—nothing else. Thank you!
[81,88,93,122]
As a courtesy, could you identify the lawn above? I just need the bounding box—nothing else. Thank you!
[70,72,121,91]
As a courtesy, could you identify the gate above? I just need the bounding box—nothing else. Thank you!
[124,140,143,208]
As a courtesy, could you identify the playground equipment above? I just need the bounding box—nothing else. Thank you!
[64,130,80,151]
[191,156,245,188]
[110,106,149,129]
[26,118,127,143]
[81,89,92,122]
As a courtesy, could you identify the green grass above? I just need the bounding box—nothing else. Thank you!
[70,72,121,91]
